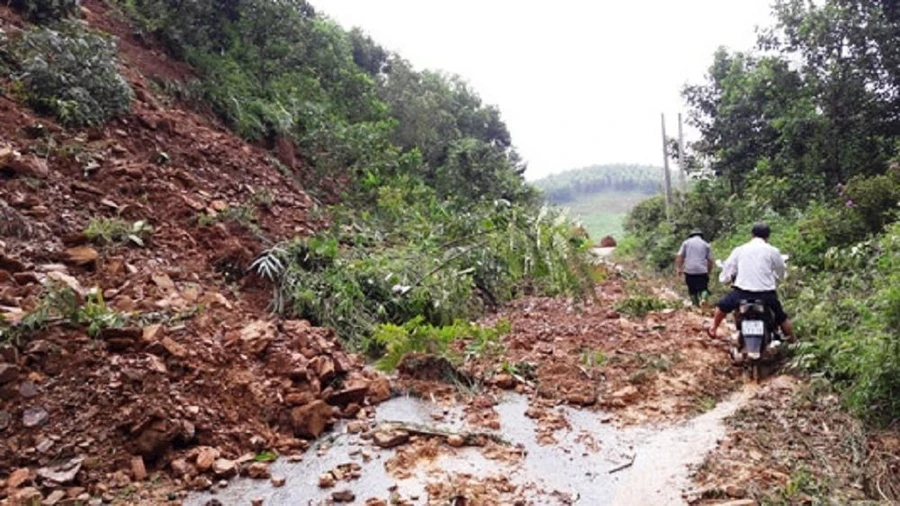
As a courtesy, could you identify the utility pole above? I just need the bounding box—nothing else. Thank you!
[660,113,673,219]
[677,112,687,194]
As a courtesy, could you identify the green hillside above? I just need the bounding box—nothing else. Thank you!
[533,164,665,240]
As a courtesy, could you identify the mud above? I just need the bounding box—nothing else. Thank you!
[189,387,754,505]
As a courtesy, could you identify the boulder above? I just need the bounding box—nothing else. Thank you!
[290,400,333,438]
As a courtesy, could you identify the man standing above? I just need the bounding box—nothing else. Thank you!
[676,228,714,306]
[707,222,793,342]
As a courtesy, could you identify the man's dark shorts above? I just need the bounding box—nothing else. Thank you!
[684,274,709,296]
[717,288,788,324]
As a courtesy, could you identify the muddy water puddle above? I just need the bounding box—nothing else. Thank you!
[188,386,756,505]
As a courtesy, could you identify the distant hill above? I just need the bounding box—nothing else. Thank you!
[533,164,664,205]
[533,164,666,239]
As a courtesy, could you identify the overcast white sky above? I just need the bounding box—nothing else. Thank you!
[313,0,774,180]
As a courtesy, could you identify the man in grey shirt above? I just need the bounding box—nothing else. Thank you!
[676,228,714,306]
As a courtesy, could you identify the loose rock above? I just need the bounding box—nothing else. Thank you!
[8,468,31,488]
[0,363,19,384]
[290,400,333,438]
[22,407,49,428]
[246,462,270,480]
[332,490,356,503]
[64,246,99,267]
[318,472,336,488]
[372,429,409,449]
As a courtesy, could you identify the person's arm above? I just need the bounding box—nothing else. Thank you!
[676,243,686,276]
[706,244,714,273]
[719,247,739,284]
[772,248,786,281]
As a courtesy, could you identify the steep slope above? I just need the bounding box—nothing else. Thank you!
[0,3,389,503]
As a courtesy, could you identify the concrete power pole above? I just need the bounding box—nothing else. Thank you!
[677,113,687,194]
[660,113,673,219]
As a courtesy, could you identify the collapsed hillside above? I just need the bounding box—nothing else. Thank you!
[0,2,396,503]
[0,0,593,504]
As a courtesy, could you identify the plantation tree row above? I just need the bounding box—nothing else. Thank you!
[533,164,663,204]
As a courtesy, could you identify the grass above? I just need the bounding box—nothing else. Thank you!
[552,191,656,241]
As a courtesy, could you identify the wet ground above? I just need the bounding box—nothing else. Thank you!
[188,386,755,506]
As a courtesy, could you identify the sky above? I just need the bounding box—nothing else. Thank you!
[312,0,775,180]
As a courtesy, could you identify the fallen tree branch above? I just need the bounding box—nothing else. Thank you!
[608,454,636,474]
[374,421,512,447]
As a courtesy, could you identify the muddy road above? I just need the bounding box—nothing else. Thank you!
[182,266,899,505]
[185,271,768,505]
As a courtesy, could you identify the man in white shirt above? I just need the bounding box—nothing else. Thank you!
[676,228,714,306]
[707,222,794,340]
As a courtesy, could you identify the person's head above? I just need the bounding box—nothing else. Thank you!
[689,228,703,239]
[751,222,771,240]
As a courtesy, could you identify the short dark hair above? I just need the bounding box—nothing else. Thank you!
[751,222,771,239]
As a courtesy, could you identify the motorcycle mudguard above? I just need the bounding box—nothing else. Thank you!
[744,335,763,357]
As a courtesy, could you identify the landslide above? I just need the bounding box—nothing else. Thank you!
[0,2,389,503]
[394,271,744,438]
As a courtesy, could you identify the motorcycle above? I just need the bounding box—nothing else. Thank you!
[731,298,783,381]
[715,255,789,381]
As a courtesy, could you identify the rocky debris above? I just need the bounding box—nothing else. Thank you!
[0,148,50,179]
[0,363,19,384]
[367,376,392,404]
[63,246,99,267]
[22,407,49,428]
[290,400,334,438]
[318,472,336,488]
[7,467,32,488]
[43,489,66,505]
[446,434,465,448]
[131,456,148,481]
[689,377,888,505]
[10,487,43,505]
[195,447,219,472]
[373,429,410,449]
[212,458,236,478]
[599,235,618,248]
[332,490,356,503]
[0,254,27,274]
[492,373,516,390]
[270,475,286,487]
[18,381,39,399]
[37,456,84,484]
[246,462,270,480]
[45,271,86,296]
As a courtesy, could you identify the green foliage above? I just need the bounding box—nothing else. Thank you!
[533,164,664,205]
[580,349,606,368]
[114,0,529,204]
[12,22,133,126]
[791,224,900,423]
[0,282,127,343]
[74,291,127,338]
[369,317,509,372]
[84,218,153,247]
[622,0,900,426]
[254,181,592,348]
[614,295,669,317]
[10,0,81,23]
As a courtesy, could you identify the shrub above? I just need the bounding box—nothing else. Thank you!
[13,22,133,126]
[251,186,592,349]
[10,0,81,23]
[84,217,153,246]
[614,295,669,317]
[368,317,510,372]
